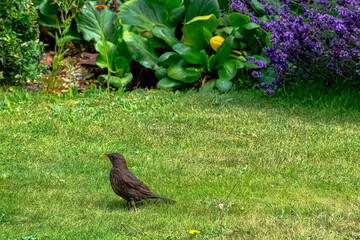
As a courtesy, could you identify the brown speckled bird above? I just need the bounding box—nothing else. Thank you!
[102,153,175,211]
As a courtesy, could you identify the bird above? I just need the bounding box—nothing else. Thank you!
[102,153,175,212]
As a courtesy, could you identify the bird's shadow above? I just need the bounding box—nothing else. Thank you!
[96,198,172,212]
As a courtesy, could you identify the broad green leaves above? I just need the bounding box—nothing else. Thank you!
[99,73,133,88]
[75,0,270,91]
[214,35,234,69]
[182,14,220,50]
[77,1,131,87]
[119,0,174,32]
[229,12,250,28]
[167,59,203,83]
[218,60,237,81]
[184,0,220,22]
[172,43,201,64]
[77,1,118,42]
[123,31,159,70]
[157,77,182,88]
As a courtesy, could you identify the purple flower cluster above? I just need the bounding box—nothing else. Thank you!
[246,56,267,68]
[231,0,360,85]
[254,82,276,95]
[229,0,248,14]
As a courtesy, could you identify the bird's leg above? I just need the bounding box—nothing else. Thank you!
[130,199,137,212]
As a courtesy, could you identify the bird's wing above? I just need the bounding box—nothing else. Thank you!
[123,172,152,194]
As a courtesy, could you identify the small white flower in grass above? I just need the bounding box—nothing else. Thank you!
[218,203,224,211]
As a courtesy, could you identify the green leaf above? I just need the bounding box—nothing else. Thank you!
[200,49,210,70]
[153,0,182,10]
[220,13,231,27]
[56,35,81,48]
[259,67,276,84]
[184,0,219,22]
[152,25,179,47]
[118,0,174,33]
[38,12,58,28]
[214,35,234,69]
[218,59,237,81]
[158,52,180,66]
[243,22,260,30]
[116,39,132,61]
[77,1,118,42]
[114,56,130,75]
[265,32,273,47]
[234,59,245,69]
[155,67,168,79]
[200,80,216,92]
[99,73,133,88]
[251,0,265,15]
[170,6,185,26]
[215,79,232,92]
[229,12,250,28]
[208,54,216,71]
[157,77,182,88]
[245,61,258,69]
[95,40,117,72]
[167,59,202,83]
[218,0,229,10]
[123,31,159,70]
[202,27,213,44]
[39,1,58,16]
[172,43,201,64]
[182,14,220,50]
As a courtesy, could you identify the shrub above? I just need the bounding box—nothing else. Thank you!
[0,0,45,85]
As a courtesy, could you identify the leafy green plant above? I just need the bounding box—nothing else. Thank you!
[77,1,132,90]
[33,0,86,27]
[118,0,270,91]
[0,0,46,85]
[41,0,86,90]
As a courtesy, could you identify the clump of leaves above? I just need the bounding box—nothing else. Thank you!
[117,0,271,92]
[0,0,46,85]
[77,1,132,91]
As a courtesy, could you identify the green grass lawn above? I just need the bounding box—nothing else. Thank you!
[0,89,359,239]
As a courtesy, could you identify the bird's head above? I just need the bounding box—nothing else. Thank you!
[102,153,127,168]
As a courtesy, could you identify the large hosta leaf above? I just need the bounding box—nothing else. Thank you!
[157,77,182,88]
[182,14,219,50]
[77,1,118,42]
[158,52,180,66]
[218,59,237,81]
[152,25,179,47]
[123,31,159,70]
[154,0,182,10]
[172,43,201,64]
[167,59,203,83]
[119,0,174,32]
[229,12,251,28]
[184,0,219,22]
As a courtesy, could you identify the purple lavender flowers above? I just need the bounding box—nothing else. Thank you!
[230,0,360,88]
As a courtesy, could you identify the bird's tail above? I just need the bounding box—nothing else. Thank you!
[151,193,176,202]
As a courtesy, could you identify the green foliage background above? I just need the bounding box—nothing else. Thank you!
[0,0,45,85]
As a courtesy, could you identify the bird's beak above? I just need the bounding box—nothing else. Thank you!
[102,153,108,157]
